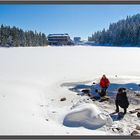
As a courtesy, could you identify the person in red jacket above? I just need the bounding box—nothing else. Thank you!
[99,75,110,97]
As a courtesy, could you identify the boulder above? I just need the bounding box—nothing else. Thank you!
[136,125,140,130]
[60,97,66,101]
[137,112,140,118]
[131,130,140,136]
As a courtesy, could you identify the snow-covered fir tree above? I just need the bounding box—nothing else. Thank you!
[88,14,140,46]
[0,25,48,47]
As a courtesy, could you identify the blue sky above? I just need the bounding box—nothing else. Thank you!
[0,5,140,40]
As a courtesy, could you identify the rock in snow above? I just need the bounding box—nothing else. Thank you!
[137,112,140,118]
[63,103,113,129]
[131,130,140,136]
[60,97,66,101]
[136,125,140,130]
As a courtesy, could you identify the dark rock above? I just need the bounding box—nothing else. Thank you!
[131,130,140,136]
[81,89,90,94]
[86,93,92,97]
[91,96,100,100]
[136,125,140,130]
[137,112,140,118]
[116,127,123,132]
[46,119,49,121]
[136,94,140,97]
[135,108,140,111]
[129,110,137,114]
[60,97,66,101]
[99,97,110,102]
[112,127,123,133]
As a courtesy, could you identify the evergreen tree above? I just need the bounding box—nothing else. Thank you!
[0,25,48,47]
[89,14,140,47]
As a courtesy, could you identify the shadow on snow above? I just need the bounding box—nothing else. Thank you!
[66,82,140,98]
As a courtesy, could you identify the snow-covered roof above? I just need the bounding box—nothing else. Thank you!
[48,34,69,37]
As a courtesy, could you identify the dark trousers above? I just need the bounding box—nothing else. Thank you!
[115,100,127,114]
[100,87,108,97]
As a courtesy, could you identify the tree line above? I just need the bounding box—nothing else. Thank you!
[88,14,140,46]
[0,24,48,47]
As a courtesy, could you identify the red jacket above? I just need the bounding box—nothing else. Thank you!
[100,78,110,88]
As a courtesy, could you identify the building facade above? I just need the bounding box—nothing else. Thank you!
[48,34,74,46]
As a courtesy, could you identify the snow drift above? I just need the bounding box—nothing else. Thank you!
[63,103,113,129]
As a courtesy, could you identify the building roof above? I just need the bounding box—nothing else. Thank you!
[48,34,69,37]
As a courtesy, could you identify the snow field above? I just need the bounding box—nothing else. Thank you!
[0,46,140,135]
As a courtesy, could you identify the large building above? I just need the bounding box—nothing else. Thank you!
[47,33,74,46]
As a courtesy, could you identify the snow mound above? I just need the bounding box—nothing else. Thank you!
[63,103,113,129]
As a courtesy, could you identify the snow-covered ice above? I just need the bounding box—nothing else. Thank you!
[0,46,140,135]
